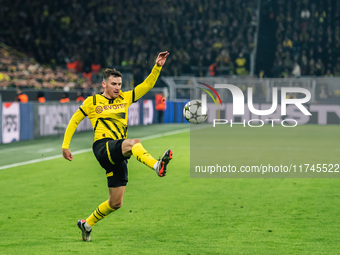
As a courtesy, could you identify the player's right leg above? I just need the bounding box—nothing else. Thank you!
[108,186,125,209]
[77,200,116,242]
[77,187,125,242]
[77,139,128,241]
[77,219,92,242]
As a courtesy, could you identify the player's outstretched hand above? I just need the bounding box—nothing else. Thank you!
[62,148,73,161]
[156,51,170,66]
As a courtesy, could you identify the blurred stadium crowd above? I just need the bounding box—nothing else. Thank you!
[0,46,83,90]
[0,0,339,92]
[268,0,340,78]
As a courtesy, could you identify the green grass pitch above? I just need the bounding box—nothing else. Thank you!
[0,124,339,254]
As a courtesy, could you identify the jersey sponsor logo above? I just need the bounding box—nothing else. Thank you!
[103,104,125,110]
[95,104,125,114]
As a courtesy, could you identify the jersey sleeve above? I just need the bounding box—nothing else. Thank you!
[79,96,92,115]
[133,64,162,102]
[61,109,86,149]
[62,97,91,149]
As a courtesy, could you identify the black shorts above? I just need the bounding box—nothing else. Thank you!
[92,138,129,188]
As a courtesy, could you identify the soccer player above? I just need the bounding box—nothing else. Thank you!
[62,51,172,241]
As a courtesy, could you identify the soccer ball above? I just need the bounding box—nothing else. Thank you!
[183,99,208,124]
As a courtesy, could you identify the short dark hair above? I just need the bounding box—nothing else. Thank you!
[103,68,122,80]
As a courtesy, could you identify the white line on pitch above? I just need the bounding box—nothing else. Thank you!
[0,128,189,171]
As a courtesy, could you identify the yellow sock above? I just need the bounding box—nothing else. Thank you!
[86,200,116,227]
[131,143,157,169]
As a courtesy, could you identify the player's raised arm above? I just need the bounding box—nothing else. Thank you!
[133,51,170,102]
[155,51,170,67]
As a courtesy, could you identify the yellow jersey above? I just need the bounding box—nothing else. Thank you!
[62,64,162,149]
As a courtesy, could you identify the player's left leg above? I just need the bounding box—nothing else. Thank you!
[122,139,173,177]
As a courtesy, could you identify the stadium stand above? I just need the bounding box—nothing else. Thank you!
[1,0,257,80]
[0,45,82,90]
[0,0,339,94]
[257,0,340,77]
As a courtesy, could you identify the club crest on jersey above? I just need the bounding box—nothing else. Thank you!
[95,106,103,113]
